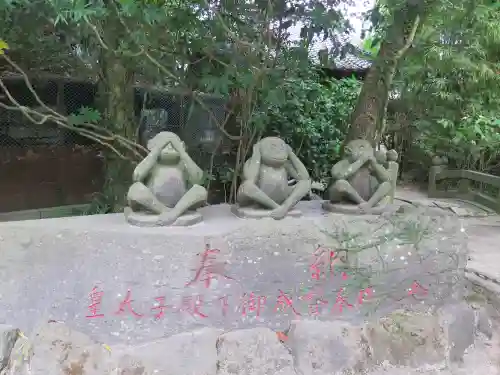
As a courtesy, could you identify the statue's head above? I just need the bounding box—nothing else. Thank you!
[259,137,288,167]
[147,132,184,163]
[344,139,373,163]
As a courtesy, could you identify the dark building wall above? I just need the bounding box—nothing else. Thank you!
[0,146,103,212]
[0,77,104,212]
[0,77,225,212]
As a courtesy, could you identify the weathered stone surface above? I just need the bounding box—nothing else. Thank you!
[284,303,488,374]
[285,314,447,374]
[0,304,496,375]
[6,334,32,375]
[111,327,222,375]
[437,302,476,362]
[6,321,112,375]
[215,327,296,375]
[124,207,203,227]
[365,310,446,367]
[321,200,399,215]
[110,354,149,375]
[476,306,494,339]
[0,202,467,345]
[0,325,19,371]
[231,205,302,219]
[286,319,370,374]
[4,322,223,375]
[365,304,482,367]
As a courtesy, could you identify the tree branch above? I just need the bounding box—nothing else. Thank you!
[0,55,147,160]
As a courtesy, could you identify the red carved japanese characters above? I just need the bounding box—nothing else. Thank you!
[86,286,105,318]
[85,244,430,320]
[185,244,233,289]
[115,290,143,318]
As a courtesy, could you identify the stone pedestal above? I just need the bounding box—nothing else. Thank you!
[230,205,302,219]
[124,207,203,227]
[321,201,400,215]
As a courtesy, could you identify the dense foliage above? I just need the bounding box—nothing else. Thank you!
[390,0,500,175]
[1,0,500,207]
[1,0,359,206]
[264,74,360,183]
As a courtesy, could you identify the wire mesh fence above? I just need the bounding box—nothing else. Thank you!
[0,75,229,213]
[0,76,229,149]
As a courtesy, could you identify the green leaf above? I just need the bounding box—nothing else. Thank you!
[0,39,8,54]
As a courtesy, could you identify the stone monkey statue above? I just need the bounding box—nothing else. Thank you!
[234,136,311,220]
[125,131,208,226]
[325,139,393,211]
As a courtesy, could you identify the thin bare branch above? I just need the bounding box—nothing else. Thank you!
[0,55,147,160]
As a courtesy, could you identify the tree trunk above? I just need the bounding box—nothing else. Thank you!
[345,3,421,144]
[97,12,136,212]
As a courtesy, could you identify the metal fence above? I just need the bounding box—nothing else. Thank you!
[0,76,228,150]
[0,75,229,213]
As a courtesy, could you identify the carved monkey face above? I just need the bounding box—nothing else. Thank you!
[259,137,288,167]
[344,139,373,163]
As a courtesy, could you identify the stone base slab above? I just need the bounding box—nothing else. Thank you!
[321,201,398,215]
[231,205,302,219]
[124,207,203,227]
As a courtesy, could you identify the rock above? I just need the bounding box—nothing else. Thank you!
[5,321,113,375]
[0,202,468,343]
[0,303,492,375]
[112,327,222,375]
[4,322,223,375]
[7,334,31,374]
[365,304,479,368]
[215,327,296,375]
[284,305,482,374]
[286,319,370,375]
[437,302,476,362]
[365,310,446,367]
[109,353,149,375]
[0,325,19,371]
[475,306,494,339]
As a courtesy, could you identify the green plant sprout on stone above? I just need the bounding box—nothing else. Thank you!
[317,209,465,319]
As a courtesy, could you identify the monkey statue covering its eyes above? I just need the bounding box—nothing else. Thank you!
[125,131,208,226]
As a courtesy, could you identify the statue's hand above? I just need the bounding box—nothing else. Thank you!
[158,210,179,225]
[270,206,288,220]
[133,164,147,182]
[252,142,260,157]
[169,136,185,153]
[251,143,261,162]
[148,133,176,153]
[366,153,376,163]
[359,152,375,164]
[358,202,371,212]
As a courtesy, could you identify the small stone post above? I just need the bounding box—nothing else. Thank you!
[428,156,448,197]
[386,150,399,203]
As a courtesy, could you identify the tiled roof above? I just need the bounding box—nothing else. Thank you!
[309,34,373,70]
[332,53,372,70]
